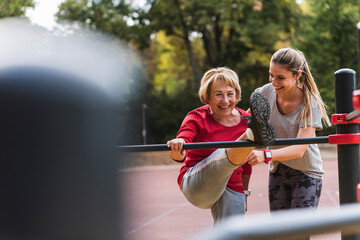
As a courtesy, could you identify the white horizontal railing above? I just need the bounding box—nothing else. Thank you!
[190,203,360,240]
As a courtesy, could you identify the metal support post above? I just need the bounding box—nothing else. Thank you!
[334,68,360,240]
[142,103,147,145]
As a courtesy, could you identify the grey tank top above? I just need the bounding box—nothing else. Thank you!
[256,83,324,179]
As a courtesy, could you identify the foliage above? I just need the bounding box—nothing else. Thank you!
[294,0,360,135]
[0,0,34,18]
[146,87,200,143]
[56,0,152,48]
[56,0,360,143]
[152,31,198,95]
[57,0,303,143]
[143,0,302,84]
[137,0,304,142]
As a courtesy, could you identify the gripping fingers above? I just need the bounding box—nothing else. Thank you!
[246,151,262,166]
[174,141,182,152]
[167,139,184,153]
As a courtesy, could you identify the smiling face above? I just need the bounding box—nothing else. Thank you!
[208,80,237,119]
[269,62,301,96]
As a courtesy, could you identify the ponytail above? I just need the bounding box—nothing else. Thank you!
[271,48,331,127]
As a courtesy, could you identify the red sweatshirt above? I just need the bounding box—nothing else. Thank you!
[175,105,252,193]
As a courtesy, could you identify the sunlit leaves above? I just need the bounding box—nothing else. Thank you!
[0,0,34,18]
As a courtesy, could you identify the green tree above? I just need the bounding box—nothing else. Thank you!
[56,0,152,49]
[139,0,305,142]
[294,0,360,134]
[145,31,202,143]
[56,0,305,143]
[0,0,34,18]
[142,0,303,106]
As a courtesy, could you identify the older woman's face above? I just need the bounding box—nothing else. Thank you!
[208,81,237,119]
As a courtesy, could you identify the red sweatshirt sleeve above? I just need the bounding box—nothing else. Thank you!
[177,112,200,143]
[169,112,200,163]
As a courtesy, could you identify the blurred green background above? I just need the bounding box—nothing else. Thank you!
[3,0,360,144]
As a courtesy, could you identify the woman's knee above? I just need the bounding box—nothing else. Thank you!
[182,187,218,209]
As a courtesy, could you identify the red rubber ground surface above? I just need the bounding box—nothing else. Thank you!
[120,157,341,240]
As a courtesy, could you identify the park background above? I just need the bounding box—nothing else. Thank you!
[1,1,360,239]
[3,0,360,146]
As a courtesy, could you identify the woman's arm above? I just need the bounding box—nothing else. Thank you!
[247,126,316,166]
[166,112,199,162]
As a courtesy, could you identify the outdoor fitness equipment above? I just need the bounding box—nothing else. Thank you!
[119,68,360,240]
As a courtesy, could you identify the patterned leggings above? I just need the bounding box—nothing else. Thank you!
[269,163,322,211]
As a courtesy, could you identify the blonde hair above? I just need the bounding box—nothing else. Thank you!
[271,48,331,127]
[198,67,241,104]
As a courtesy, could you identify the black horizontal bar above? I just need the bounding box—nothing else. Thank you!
[117,136,329,152]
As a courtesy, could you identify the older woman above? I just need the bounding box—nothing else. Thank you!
[167,67,275,224]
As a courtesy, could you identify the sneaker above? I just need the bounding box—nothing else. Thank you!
[248,92,276,145]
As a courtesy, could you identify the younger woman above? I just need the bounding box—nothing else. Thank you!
[246,48,331,212]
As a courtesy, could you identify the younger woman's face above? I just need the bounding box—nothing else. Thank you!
[269,62,301,95]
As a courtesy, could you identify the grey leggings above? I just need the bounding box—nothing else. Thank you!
[269,163,322,211]
[181,149,246,224]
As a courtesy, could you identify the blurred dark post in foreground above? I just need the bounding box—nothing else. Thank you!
[0,66,120,240]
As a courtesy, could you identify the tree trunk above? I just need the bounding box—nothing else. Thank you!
[213,14,222,65]
[174,0,202,82]
[201,28,215,67]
